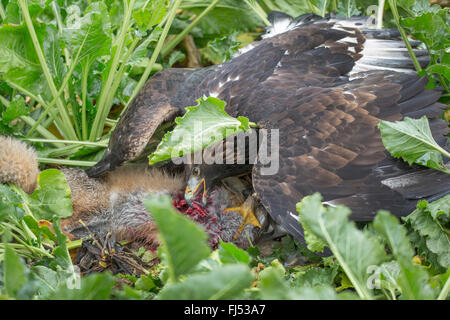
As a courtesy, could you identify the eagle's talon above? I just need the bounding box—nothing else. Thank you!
[223,196,262,240]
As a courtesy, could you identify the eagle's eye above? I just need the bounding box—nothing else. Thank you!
[192,167,200,176]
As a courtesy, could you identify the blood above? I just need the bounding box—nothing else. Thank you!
[173,193,220,248]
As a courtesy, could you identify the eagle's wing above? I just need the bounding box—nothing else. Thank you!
[250,70,449,247]
[86,68,193,177]
[190,20,365,118]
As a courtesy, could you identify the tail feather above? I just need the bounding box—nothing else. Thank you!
[262,11,430,75]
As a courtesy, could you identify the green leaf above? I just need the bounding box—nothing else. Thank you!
[49,272,115,300]
[157,264,253,300]
[426,63,450,83]
[29,265,67,298]
[1,95,29,124]
[62,2,112,62]
[401,10,449,53]
[258,0,311,18]
[293,266,339,288]
[257,266,338,300]
[133,0,166,29]
[0,23,48,98]
[0,184,25,221]
[373,210,437,299]
[218,239,251,264]
[404,196,450,270]
[201,32,241,64]
[181,0,263,36]
[43,25,66,87]
[378,116,450,173]
[149,96,251,164]
[28,169,73,220]
[143,194,211,281]
[297,199,327,252]
[3,243,27,298]
[336,0,361,18]
[296,193,388,299]
[51,219,74,270]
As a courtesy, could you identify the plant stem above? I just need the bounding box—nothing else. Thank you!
[6,81,67,137]
[244,0,270,25]
[162,0,222,57]
[103,38,140,115]
[321,0,328,17]
[126,0,184,116]
[25,138,108,147]
[89,0,136,141]
[81,63,90,140]
[20,116,62,147]
[18,0,77,140]
[37,157,97,167]
[438,276,450,300]
[388,0,422,72]
[0,1,5,20]
[377,0,385,29]
[25,32,87,139]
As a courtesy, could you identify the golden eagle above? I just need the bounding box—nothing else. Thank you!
[87,13,450,248]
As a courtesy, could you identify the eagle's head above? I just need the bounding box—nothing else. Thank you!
[184,163,246,206]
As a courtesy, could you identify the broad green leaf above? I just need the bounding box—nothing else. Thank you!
[296,193,387,300]
[0,184,25,221]
[29,266,66,298]
[3,243,27,298]
[0,23,48,98]
[218,239,250,264]
[127,27,162,68]
[373,210,437,299]
[257,266,339,300]
[28,169,73,220]
[336,0,361,18]
[157,264,253,300]
[257,0,311,18]
[133,0,166,29]
[4,1,21,24]
[51,219,74,270]
[404,196,450,270]
[401,10,449,52]
[164,51,186,68]
[202,32,241,64]
[1,96,29,124]
[181,0,263,36]
[49,272,115,300]
[62,2,112,62]
[426,63,450,83]
[297,199,327,252]
[149,96,251,164]
[143,194,211,281]
[43,25,66,87]
[378,116,450,173]
[293,266,338,288]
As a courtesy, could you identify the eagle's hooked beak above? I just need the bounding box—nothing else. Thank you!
[185,177,207,207]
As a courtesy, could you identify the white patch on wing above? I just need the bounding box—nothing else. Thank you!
[338,36,358,44]
[235,43,256,56]
[322,200,337,207]
[343,90,356,99]
[288,211,299,221]
[262,16,292,39]
[209,91,219,98]
[381,175,423,189]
